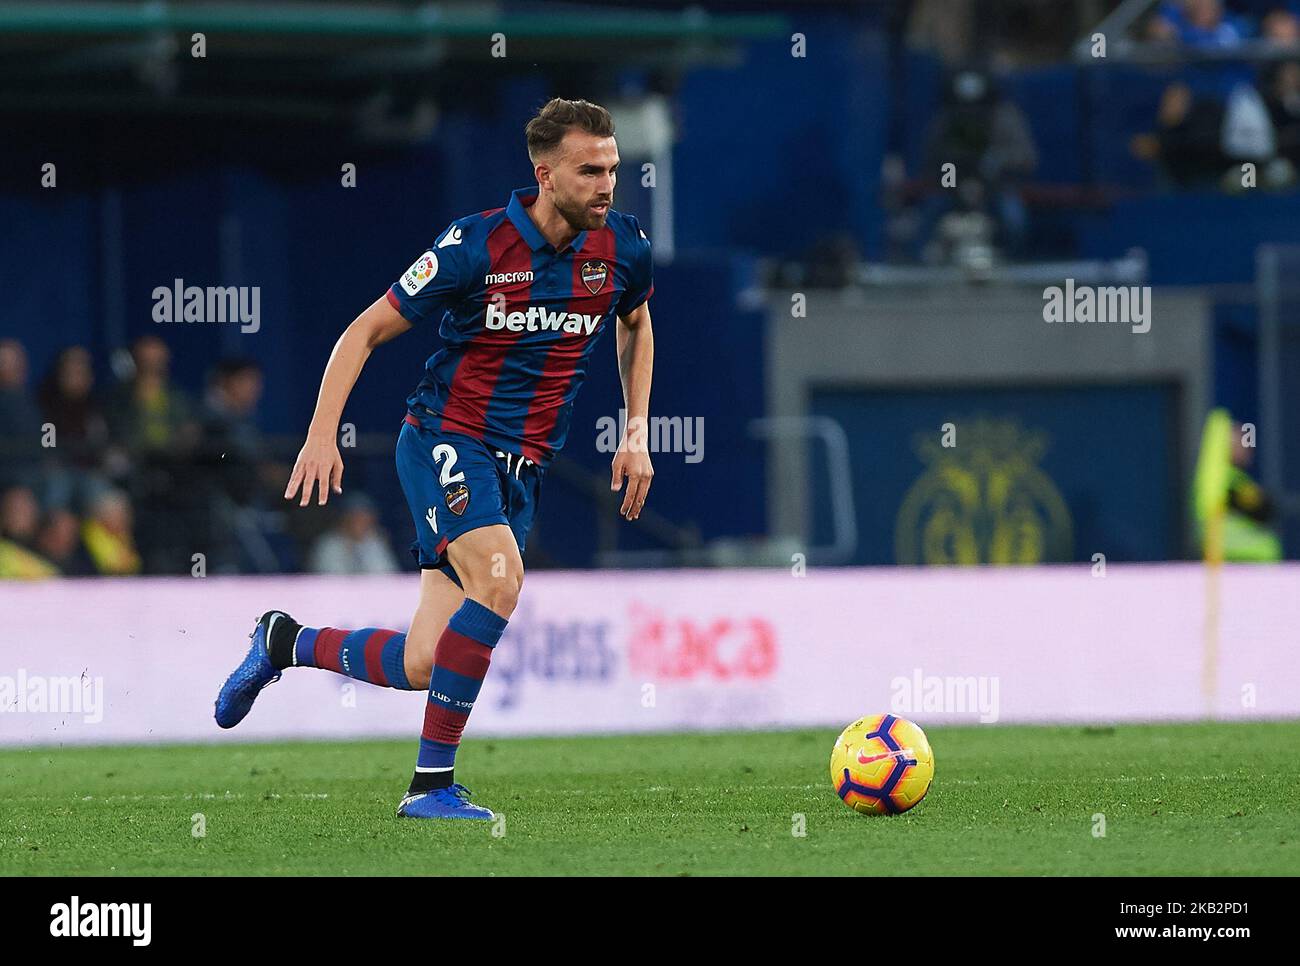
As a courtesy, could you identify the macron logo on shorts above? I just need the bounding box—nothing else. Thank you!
[485,301,599,336]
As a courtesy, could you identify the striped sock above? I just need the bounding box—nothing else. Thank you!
[410,599,507,792]
[291,627,413,690]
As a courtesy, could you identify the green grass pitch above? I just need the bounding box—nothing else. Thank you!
[2,721,1297,876]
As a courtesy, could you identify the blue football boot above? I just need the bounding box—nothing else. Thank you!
[396,784,495,821]
[214,610,290,729]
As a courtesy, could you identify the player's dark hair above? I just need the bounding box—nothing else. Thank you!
[525,98,615,162]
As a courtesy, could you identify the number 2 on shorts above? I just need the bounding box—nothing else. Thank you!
[432,443,466,486]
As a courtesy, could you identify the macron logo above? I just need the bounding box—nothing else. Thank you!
[485,271,534,285]
[485,302,600,336]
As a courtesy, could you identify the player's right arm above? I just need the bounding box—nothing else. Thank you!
[286,222,474,508]
[285,295,410,507]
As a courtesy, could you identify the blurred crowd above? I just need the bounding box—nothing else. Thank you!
[875,0,1300,273]
[1144,0,1297,49]
[1135,0,1300,189]
[0,336,400,579]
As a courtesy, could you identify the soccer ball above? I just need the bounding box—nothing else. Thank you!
[830,714,934,815]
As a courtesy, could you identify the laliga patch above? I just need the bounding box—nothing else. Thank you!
[580,259,609,295]
[445,484,470,516]
[400,251,438,295]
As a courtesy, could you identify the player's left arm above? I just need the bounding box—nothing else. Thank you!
[611,299,654,521]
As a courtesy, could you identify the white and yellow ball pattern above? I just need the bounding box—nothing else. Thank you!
[830,714,934,815]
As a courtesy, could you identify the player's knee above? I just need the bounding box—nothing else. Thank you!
[461,561,523,616]
[476,571,522,616]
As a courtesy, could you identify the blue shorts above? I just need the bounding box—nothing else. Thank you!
[395,416,545,587]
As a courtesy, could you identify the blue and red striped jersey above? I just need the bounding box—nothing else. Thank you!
[386,186,653,465]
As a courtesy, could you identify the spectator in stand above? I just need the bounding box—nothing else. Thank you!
[0,484,57,579]
[81,488,141,576]
[38,345,109,472]
[106,335,198,572]
[0,484,42,554]
[34,507,94,577]
[308,493,400,575]
[37,344,115,511]
[1262,59,1300,174]
[1131,82,1234,187]
[106,335,196,458]
[195,357,272,572]
[198,357,266,508]
[1262,7,1300,45]
[0,339,46,491]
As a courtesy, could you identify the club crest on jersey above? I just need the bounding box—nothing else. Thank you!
[445,484,470,516]
[580,260,609,295]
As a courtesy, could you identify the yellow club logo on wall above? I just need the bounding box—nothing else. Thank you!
[895,417,1073,565]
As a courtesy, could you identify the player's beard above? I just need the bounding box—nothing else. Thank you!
[555,190,610,231]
